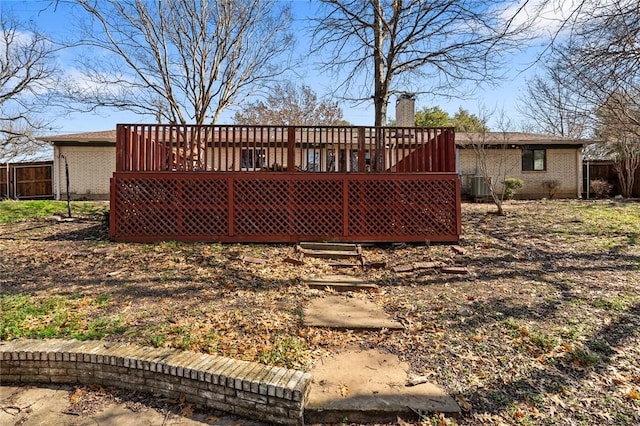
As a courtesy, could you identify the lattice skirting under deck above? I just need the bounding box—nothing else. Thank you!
[110,172,461,243]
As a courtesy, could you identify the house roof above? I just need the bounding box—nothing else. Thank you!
[42,130,117,144]
[41,129,588,147]
[455,132,587,146]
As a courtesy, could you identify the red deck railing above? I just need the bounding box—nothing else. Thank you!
[115,124,456,173]
[110,124,460,243]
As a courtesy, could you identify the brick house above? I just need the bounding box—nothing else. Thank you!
[44,129,586,201]
[45,131,116,200]
[456,132,586,199]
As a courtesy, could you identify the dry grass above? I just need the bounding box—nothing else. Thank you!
[1,199,639,425]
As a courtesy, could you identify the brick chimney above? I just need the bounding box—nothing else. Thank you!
[395,93,416,127]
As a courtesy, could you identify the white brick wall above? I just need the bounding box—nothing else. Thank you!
[458,147,582,198]
[51,143,582,200]
[55,146,116,200]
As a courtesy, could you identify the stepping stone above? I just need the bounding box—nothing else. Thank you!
[305,349,461,423]
[414,261,441,270]
[303,295,402,330]
[441,266,469,274]
[451,245,466,255]
[392,264,414,273]
[304,275,379,292]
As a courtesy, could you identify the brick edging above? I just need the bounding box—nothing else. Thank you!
[0,339,311,425]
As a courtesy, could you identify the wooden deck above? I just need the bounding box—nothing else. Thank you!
[110,124,460,243]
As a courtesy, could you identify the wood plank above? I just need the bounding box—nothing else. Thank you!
[441,266,468,275]
[327,262,358,268]
[297,248,360,259]
[306,281,379,292]
[414,261,441,270]
[392,264,414,273]
[298,242,359,252]
[305,275,378,292]
[306,275,369,283]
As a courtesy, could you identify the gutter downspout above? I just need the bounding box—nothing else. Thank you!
[586,160,590,200]
[52,144,60,200]
[59,152,71,217]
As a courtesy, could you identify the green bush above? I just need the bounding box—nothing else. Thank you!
[503,178,524,200]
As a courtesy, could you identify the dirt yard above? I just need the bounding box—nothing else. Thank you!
[1,200,639,425]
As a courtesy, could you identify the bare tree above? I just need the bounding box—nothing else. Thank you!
[67,0,295,125]
[0,13,58,161]
[311,0,531,128]
[518,62,590,138]
[595,96,640,198]
[232,82,346,125]
[462,107,517,216]
[555,0,640,197]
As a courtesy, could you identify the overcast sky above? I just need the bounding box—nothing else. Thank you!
[2,0,567,134]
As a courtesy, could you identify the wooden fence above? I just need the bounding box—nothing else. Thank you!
[0,161,53,200]
[583,160,640,198]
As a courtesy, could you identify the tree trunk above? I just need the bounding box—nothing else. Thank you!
[372,0,387,128]
[615,156,639,198]
[372,0,387,171]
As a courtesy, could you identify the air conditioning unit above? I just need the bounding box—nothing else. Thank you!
[470,176,491,197]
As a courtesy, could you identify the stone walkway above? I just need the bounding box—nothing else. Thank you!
[0,384,267,426]
[303,295,404,330]
[1,273,462,425]
[300,275,460,422]
[305,349,460,423]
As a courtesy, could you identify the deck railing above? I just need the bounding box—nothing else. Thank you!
[116,124,456,174]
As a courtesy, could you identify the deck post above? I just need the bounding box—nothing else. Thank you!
[109,176,116,239]
[357,127,366,173]
[342,178,349,237]
[116,125,125,172]
[447,129,456,172]
[287,127,296,172]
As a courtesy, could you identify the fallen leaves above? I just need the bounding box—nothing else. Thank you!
[2,200,640,425]
[337,383,350,397]
[65,386,112,416]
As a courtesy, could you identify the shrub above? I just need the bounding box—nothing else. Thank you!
[590,179,612,198]
[503,178,524,200]
[542,180,561,199]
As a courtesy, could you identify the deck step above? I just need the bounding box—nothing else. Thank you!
[297,242,361,260]
[298,242,359,252]
[305,275,378,292]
